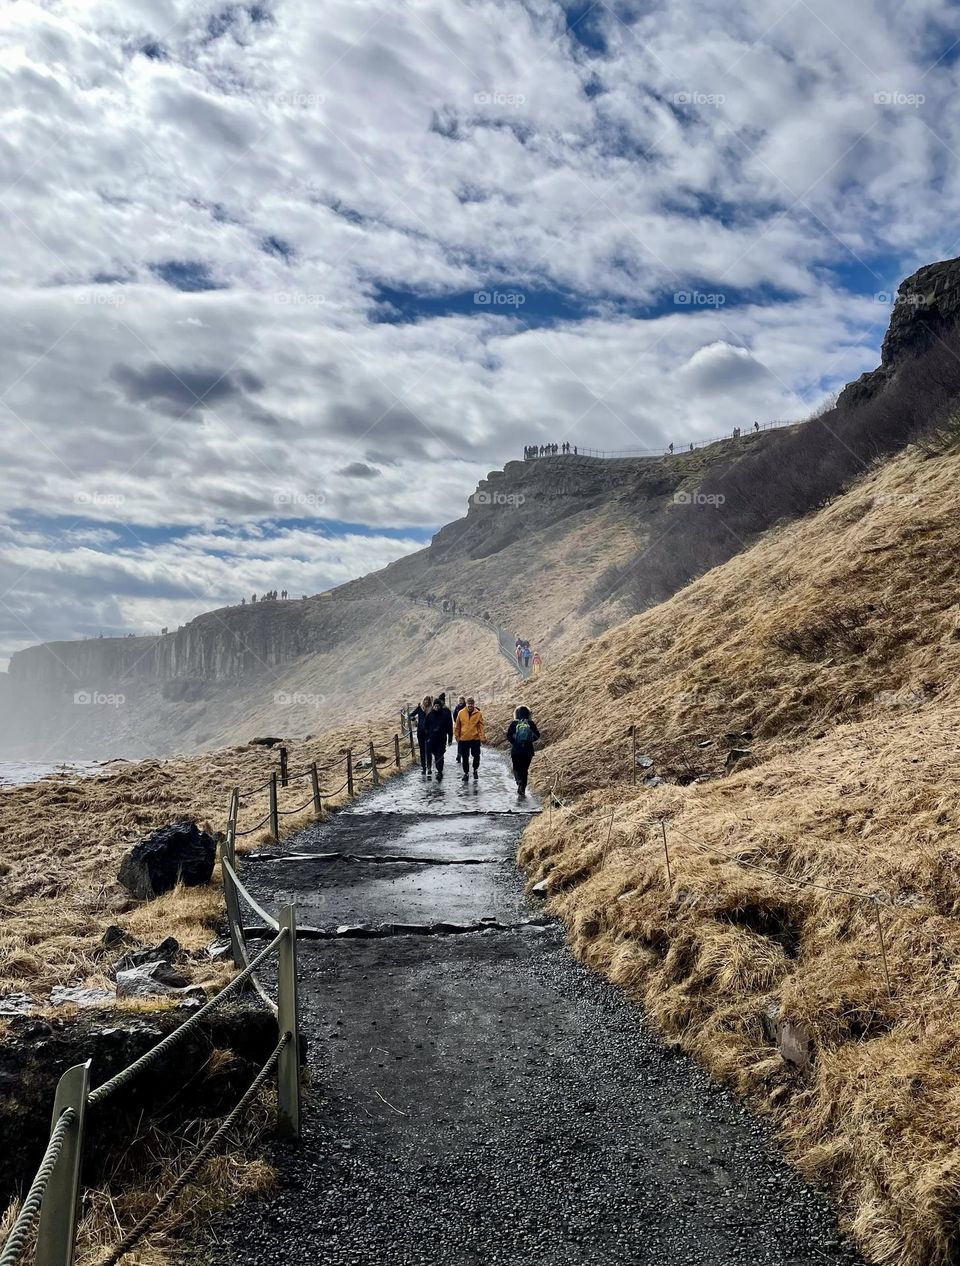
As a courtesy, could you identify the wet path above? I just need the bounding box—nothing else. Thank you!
[213,753,862,1266]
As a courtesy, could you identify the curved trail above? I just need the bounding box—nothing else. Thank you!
[213,753,861,1266]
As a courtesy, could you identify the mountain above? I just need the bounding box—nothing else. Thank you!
[6,256,960,763]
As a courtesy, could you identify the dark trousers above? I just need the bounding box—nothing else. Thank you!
[418,734,431,771]
[428,737,447,775]
[461,740,481,774]
[455,740,465,764]
[511,748,533,791]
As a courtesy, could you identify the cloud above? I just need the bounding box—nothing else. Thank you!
[0,0,957,658]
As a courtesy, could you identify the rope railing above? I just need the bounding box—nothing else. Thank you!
[88,929,286,1107]
[0,1109,76,1266]
[96,1035,290,1266]
[1,727,415,1266]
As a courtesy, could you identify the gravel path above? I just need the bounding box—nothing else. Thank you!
[208,753,862,1266]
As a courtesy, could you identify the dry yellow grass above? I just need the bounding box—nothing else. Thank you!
[514,443,960,1266]
[0,718,405,999]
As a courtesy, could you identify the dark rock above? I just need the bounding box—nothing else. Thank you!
[725,749,752,770]
[0,993,35,1017]
[838,255,960,409]
[115,936,181,972]
[101,925,128,947]
[206,937,233,960]
[118,821,215,900]
[249,736,283,747]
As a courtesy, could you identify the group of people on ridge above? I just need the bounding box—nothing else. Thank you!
[524,442,577,458]
[408,693,541,796]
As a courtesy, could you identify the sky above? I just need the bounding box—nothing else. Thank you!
[1,0,959,665]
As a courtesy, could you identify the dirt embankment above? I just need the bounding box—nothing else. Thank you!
[513,442,960,1266]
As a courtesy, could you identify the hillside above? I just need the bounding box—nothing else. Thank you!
[511,431,960,1266]
[0,431,791,760]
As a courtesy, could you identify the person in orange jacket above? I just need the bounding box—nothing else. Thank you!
[454,696,486,781]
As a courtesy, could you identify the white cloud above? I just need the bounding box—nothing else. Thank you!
[0,0,958,657]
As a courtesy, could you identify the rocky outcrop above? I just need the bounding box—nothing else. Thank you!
[118,821,216,899]
[839,255,960,407]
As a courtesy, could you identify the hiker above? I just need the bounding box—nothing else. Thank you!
[532,649,542,676]
[454,696,486,781]
[453,695,467,764]
[754,420,760,432]
[515,638,523,668]
[425,696,454,782]
[522,640,532,670]
[507,705,540,796]
[668,442,674,454]
[410,694,434,775]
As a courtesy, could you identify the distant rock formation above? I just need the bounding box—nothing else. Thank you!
[839,255,960,408]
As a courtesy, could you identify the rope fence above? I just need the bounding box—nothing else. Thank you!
[0,726,418,1266]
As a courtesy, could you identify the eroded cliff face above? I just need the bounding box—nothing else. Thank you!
[839,255,960,407]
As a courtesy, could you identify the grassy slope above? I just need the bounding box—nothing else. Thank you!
[0,719,405,1002]
[512,442,960,1266]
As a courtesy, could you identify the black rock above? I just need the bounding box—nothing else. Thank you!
[115,935,181,972]
[118,821,215,900]
[249,736,283,747]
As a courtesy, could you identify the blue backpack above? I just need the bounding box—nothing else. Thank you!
[513,719,533,746]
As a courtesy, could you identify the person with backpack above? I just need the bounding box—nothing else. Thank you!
[506,705,540,796]
[454,696,486,781]
[532,649,542,676]
[409,695,433,775]
[425,696,454,782]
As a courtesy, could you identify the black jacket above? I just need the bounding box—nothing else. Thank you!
[409,704,430,736]
[506,718,540,751]
[425,706,453,746]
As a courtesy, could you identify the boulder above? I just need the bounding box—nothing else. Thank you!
[118,821,215,900]
[725,748,752,770]
[249,736,283,747]
[116,961,203,1000]
[115,936,181,972]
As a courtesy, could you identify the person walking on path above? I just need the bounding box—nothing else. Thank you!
[410,695,434,775]
[507,705,540,796]
[425,696,454,783]
[532,649,542,676]
[454,696,486,781]
[453,695,467,766]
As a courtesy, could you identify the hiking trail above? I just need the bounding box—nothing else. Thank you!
[208,751,862,1266]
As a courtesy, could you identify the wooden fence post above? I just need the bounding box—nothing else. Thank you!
[346,749,354,797]
[310,762,322,816]
[279,745,288,788]
[269,773,279,842]
[394,734,401,768]
[660,819,673,890]
[369,740,380,787]
[631,725,637,786]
